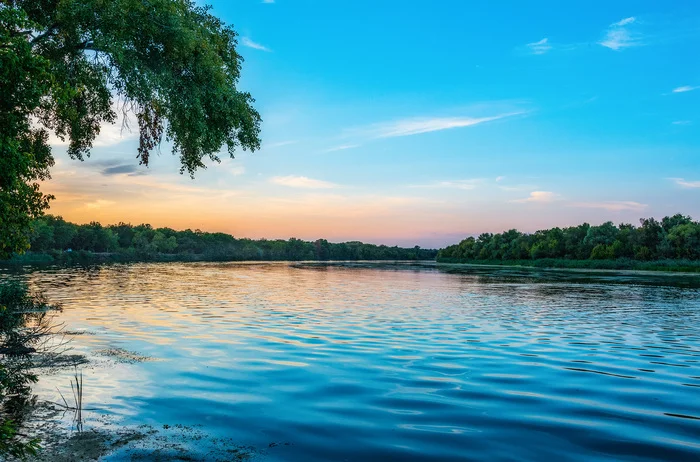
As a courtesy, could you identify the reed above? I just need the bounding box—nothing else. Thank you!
[56,369,84,432]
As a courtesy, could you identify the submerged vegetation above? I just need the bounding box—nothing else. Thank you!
[438,214,700,271]
[7,216,438,264]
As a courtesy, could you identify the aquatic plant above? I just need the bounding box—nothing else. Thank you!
[56,370,84,433]
[0,280,58,458]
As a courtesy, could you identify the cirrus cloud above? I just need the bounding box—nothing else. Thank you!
[324,144,360,153]
[526,38,552,55]
[672,85,698,93]
[600,16,640,50]
[572,201,647,211]
[371,112,524,138]
[270,175,338,189]
[669,177,700,188]
[512,191,559,203]
[241,37,271,52]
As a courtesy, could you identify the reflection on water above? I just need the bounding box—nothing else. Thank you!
[11,263,700,460]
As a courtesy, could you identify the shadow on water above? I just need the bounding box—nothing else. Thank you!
[294,260,700,289]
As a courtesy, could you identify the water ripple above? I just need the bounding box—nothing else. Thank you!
[8,262,700,461]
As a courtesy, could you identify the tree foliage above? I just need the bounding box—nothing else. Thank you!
[1,0,261,258]
[21,216,439,262]
[438,214,700,263]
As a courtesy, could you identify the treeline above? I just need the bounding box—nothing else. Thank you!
[20,216,437,262]
[438,214,700,263]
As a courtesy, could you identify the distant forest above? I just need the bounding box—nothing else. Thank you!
[17,216,438,262]
[12,214,700,269]
[438,214,700,263]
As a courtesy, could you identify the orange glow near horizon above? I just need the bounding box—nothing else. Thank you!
[41,153,679,249]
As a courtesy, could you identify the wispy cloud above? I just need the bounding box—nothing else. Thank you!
[262,0,274,3]
[324,144,360,153]
[270,175,338,189]
[101,164,147,177]
[573,201,647,211]
[600,16,640,50]
[614,17,636,27]
[512,191,559,203]
[672,85,698,93]
[526,38,552,55]
[412,179,483,190]
[231,165,246,176]
[264,140,298,149]
[495,176,505,182]
[241,37,271,52]
[371,112,524,139]
[669,177,700,188]
[673,120,691,125]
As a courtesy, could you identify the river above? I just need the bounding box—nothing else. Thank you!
[9,262,700,461]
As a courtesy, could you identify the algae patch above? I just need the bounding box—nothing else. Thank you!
[94,348,160,364]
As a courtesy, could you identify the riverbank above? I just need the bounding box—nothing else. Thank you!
[3,250,229,266]
[20,401,260,461]
[11,334,262,461]
[435,257,700,273]
[2,250,433,267]
[0,278,258,461]
[8,252,700,274]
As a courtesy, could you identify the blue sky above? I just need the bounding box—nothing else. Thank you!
[47,0,700,247]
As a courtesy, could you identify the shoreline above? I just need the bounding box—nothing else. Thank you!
[18,339,262,461]
[4,255,700,276]
[0,251,431,268]
[435,258,700,274]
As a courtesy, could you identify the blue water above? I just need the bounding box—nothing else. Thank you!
[19,262,700,460]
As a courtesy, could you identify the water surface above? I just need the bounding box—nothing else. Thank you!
[13,262,700,460]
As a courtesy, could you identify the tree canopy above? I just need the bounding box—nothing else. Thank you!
[17,215,438,262]
[0,0,261,258]
[438,214,700,263]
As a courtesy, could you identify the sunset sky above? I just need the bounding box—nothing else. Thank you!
[44,0,700,248]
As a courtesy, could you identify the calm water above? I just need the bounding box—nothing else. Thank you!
[11,262,700,460]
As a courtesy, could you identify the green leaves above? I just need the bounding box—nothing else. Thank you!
[43,0,262,173]
[1,0,261,258]
[438,215,700,263]
[0,418,40,458]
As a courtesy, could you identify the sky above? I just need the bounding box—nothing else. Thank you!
[44,0,700,248]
